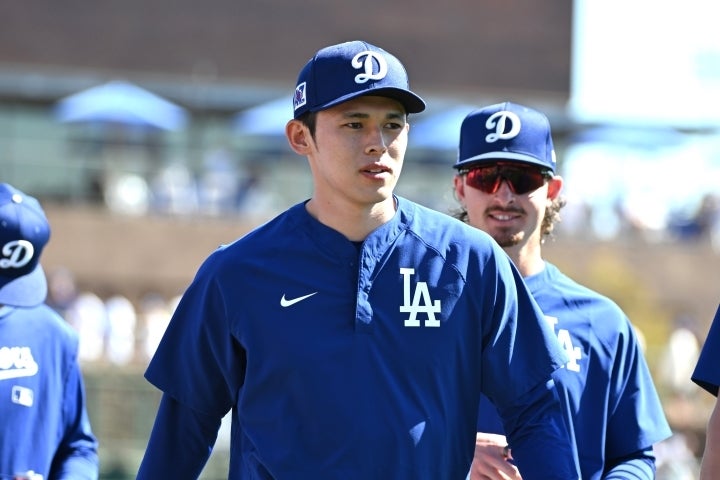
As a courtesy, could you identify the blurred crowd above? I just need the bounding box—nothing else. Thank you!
[559,190,720,247]
[45,267,178,367]
[100,145,275,219]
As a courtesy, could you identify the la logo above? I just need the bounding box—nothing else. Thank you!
[399,268,441,327]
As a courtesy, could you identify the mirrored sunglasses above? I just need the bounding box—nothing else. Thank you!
[462,163,551,195]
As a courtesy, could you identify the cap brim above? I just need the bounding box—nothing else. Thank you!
[0,265,48,308]
[316,87,426,114]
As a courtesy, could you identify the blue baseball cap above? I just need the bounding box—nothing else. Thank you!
[0,183,50,307]
[292,40,426,119]
[454,101,556,172]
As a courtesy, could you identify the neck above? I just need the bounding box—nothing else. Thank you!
[505,242,545,278]
[306,196,397,242]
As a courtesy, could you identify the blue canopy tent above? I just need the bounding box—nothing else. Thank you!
[231,97,294,157]
[54,80,188,131]
[231,96,292,137]
[407,104,476,163]
[53,80,190,209]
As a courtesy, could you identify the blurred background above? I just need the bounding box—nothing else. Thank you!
[1,0,719,478]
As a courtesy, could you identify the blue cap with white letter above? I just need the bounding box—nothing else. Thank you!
[292,40,426,119]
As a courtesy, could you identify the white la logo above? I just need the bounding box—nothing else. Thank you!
[399,268,441,327]
[545,315,582,373]
[0,240,34,269]
[351,51,388,84]
[485,111,521,143]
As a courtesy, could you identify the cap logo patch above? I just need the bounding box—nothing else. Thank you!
[293,82,307,111]
[0,240,34,270]
[485,111,521,143]
[351,51,388,84]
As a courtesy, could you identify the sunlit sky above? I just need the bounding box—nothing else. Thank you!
[570,0,720,128]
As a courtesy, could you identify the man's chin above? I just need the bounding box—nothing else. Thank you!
[493,233,522,249]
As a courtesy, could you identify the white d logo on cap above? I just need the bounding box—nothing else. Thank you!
[485,111,521,143]
[352,51,388,84]
[0,240,34,269]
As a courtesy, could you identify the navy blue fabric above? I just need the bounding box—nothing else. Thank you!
[141,198,577,479]
[477,262,671,479]
[0,305,98,479]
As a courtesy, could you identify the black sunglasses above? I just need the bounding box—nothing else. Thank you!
[461,163,551,194]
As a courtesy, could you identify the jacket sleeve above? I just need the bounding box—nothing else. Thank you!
[603,448,656,479]
[692,304,720,396]
[480,251,579,479]
[51,360,99,480]
[502,379,581,480]
[137,393,222,479]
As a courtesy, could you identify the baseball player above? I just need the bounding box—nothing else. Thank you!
[0,183,99,480]
[452,102,672,479]
[137,41,579,479]
[692,304,720,479]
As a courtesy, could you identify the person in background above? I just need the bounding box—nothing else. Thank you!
[0,183,99,480]
[136,41,578,479]
[451,102,671,479]
[692,304,720,479]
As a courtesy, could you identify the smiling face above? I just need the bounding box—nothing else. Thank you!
[286,95,409,217]
[454,161,563,257]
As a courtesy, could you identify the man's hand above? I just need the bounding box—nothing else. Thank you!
[468,432,522,480]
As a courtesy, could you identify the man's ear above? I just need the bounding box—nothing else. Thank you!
[453,174,466,204]
[286,119,312,155]
[547,175,564,200]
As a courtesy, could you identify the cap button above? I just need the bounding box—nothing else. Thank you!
[11,194,22,204]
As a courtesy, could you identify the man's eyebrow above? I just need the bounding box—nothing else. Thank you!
[341,111,370,119]
[341,111,406,120]
[385,112,406,121]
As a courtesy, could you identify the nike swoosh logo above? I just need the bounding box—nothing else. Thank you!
[280,292,318,307]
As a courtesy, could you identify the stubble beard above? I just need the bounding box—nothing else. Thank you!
[492,229,523,248]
